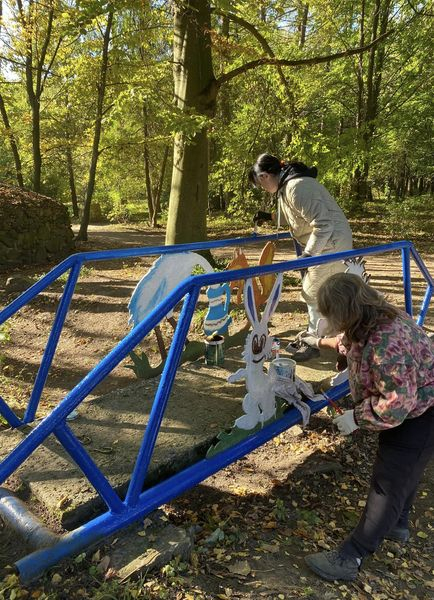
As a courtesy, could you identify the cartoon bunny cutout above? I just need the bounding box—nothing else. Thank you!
[228,273,283,430]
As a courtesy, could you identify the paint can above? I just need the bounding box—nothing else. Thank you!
[272,357,296,381]
[204,334,225,366]
[271,337,280,359]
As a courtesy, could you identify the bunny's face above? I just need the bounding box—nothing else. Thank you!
[250,327,272,364]
[243,274,283,366]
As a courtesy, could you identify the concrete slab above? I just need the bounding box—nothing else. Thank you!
[0,342,337,531]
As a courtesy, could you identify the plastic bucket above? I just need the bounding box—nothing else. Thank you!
[272,357,296,380]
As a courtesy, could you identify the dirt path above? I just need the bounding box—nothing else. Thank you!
[0,224,433,599]
[0,223,432,419]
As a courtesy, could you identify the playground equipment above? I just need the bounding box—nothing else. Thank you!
[0,234,432,582]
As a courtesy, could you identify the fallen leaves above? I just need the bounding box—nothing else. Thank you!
[227,560,251,576]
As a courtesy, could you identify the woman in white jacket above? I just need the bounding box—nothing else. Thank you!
[249,154,353,362]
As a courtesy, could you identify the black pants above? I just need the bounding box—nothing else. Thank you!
[340,406,434,558]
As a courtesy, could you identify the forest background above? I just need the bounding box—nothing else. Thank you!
[0,0,432,245]
[0,3,434,598]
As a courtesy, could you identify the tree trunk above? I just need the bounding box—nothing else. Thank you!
[66,146,79,217]
[351,0,391,203]
[16,0,57,193]
[298,4,309,48]
[151,145,169,227]
[165,0,217,245]
[0,1,24,187]
[76,10,113,241]
[143,102,156,225]
[0,94,24,187]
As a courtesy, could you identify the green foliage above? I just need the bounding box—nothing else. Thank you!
[381,195,434,239]
[0,324,11,346]
[0,323,11,366]
[0,0,432,230]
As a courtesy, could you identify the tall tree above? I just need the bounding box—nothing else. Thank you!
[0,0,24,187]
[165,0,392,245]
[15,0,63,192]
[165,0,216,245]
[76,9,114,241]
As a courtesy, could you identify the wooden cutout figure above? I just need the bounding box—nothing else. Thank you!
[203,282,232,336]
[227,273,283,430]
[227,242,276,309]
[128,252,214,359]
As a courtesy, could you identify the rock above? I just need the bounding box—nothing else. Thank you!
[0,183,74,269]
[5,276,33,293]
[109,512,194,581]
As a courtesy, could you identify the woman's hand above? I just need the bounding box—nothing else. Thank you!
[302,334,320,348]
[252,211,272,226]
[333,410,359,435]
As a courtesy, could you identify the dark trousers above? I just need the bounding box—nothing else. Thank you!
[340,406,434,559]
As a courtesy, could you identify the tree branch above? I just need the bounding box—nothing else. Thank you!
[215,10,293,101]
[216,29,393,88]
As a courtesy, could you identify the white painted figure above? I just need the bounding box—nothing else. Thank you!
[204,283,232,336]
[228,273,283,430]
[128,252,214,327]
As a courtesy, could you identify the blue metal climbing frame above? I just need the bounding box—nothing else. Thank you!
[0,234,432,582]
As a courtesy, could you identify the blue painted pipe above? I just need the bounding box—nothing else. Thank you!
[0,394,22,428]
[54,424,125,514]
[402,247,413,317]
[25,261,82,423]
[0,232,293,326]
[410,246,434,287]
[126,288,201,506]
[416,285,433,327]
[15,382,349,583]
[0,238,432,583]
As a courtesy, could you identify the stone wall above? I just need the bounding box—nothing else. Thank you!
[0,184,75,269]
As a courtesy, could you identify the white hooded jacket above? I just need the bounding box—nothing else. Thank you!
[278,176,352,255]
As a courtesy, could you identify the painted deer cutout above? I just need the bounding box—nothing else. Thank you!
[228,273,283,430]
[227,242,276,310]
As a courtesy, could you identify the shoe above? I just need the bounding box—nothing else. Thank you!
[304,550,360,582]
[291,342,320,362]
[285,331,312,355]
[385,526,410,543]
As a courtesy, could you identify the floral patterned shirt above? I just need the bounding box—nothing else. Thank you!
[339,313,434,431]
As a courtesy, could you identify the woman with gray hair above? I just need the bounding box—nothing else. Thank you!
[304,272,434,582]
[249,154,352,361]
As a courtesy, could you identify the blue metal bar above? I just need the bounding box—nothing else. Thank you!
[0,276,195,485]
[402,246,413,316]
[408,246,434,326]
[15,381,349,583]
[54,424,125,514]
[0,256,74,325]
[59,232,294,265]
[410,246,434,287]
[24,261,82,423]
[416,285,433,327]
[0,240,425,484]
[0,234,293,328]
[2,237,432,582]
[125,285,201,507]
[191,241,415,288]
[0,394,22,428]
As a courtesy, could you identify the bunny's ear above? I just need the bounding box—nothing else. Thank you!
[261,272,283,324]
[244,278,258,325]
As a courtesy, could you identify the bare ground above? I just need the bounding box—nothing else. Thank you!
[0,223,433,599]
